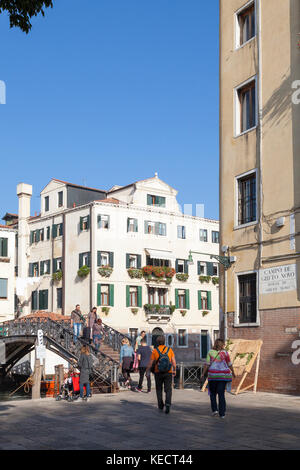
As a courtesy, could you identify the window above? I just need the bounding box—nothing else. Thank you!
[98,214,110,229]
[199,229,208,242]
[57,288,62,309]
[175,289,190,309]
[129,328,138,346]
[40,228,44,242]
[58,191,63,207]
[147,287,167,306]
[147,194,166,207]
[178,289,186,309]
[177,329,188,347]
[40,260,50,275]
[146,256,170,268]
[53,257,62,273]
[29,262,39,277]
[237,171,257,225]
[198,291,212,310]
[144,221,166,236]
[213,263,218,276]
[213,330,220,344]
[45,196,49,212]
[236,2,255,48]
[31,291,38,310]
[236,79,256,134]
[198,262,207,275]
[212,231,219,244]
[177,225,186,239]
[238,273,257,324]
[201,330,209,359]
[80,215,90,231]
[46,226,50,240]
[129,287,138,307]
[167,334,174,347]
[30,229,44,244]
[52,223,63,238]
[0,278,8,299]
[0,238,8,257]
[39,290,48,310]
[79,252,91,268]
[97,284,114,307]
[97,251,114,267]
[126,254,141,269]
[127,218,138,233]
[175,259,188,274]
[129,254,137,268]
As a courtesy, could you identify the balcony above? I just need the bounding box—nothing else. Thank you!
[144,304,174,323]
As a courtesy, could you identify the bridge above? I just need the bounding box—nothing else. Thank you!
[0,315,127,392]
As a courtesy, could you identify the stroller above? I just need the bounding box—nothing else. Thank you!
[56,371,81,402]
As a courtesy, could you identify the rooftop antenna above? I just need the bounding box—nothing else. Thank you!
[155,172,158,178]
[83,178,87,187]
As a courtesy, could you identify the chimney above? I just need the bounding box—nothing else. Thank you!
[17,183,32,315]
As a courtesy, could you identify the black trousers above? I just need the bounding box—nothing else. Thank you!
[138,367,151,391]
[208,380,227,416]
[154,372,172,408]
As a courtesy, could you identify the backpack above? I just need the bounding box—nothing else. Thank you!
[156,346,171,373]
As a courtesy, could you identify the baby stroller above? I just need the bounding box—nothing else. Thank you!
[56,372,81,402]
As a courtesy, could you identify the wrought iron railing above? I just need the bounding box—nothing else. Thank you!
[175,362,206,389]
[1,317,119,388]
[144,305,172,316]
[101,322,128,351]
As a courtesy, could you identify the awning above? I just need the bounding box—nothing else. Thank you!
[145,249,175,261]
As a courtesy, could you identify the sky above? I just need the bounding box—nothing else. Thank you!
[0,0,219,220]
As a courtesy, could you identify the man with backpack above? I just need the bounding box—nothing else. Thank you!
[147,335,176,414]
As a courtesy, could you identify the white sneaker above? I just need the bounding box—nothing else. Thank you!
[212,411,218,417]
[220,415,225,419]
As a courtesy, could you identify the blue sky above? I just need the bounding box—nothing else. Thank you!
[0,0,219,220]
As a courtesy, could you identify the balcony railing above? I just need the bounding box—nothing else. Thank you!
[144,305,172,316]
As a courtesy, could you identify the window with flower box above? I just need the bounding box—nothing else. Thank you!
[175,289,190,310]
[198,291,212,310]
[126,286,142,307]
[97,284,114,307]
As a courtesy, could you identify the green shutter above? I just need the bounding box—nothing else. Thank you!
[39,290,43,309]
[53,258,58,273]
[184,260,189,274]
[97,284,101,306]
[109,284,114,307]
[60,223,63,236]
[2,238,8,257]
[79,253,84,268]
[207,262,214,276]
[97,251,101,267]
[197,261,201,275]
[36,230,40,242]
[137,286,142,307]
[137,255,141,269]
[175,289,179,309]
[126,286,130,307]
[144,221,148,233]
[46,260,50,274]
[52,224,57,238]
[40,261,44,276]
[109,252,114,268]
[198,291,202,310]
[87,252,91,267]
[147,194,152,205]
[207,291,212,310]
[30,231,34,245]
[32,291,38,310]
[185,289,190,310]
[155,222,160,235]
[29,263,33,277]
[175,259,179,272]
[87,215,90,230]
[126,254,130,269]
[134,219,138,232]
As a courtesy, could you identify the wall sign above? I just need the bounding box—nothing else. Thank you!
[259,264,297,294]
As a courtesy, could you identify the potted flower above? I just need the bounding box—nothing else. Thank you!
[52,270,62,282]
[180,310,187,317]
[131,308,139,315]
[127,268,143,279]
[199,275,211,284]
[202,310,209,317]
[212,277,219,285]
[176,273,189,282]
[142,266,153,279]
[98,265,113,277]
[77,265,90,278]
[101,306,110,315]
[153,266,165,278]
[165,267,176,278]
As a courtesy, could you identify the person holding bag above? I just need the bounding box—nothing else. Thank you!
[201,338,235,419]
[119,337,134,389]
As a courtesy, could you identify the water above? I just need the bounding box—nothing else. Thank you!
[0,379,31,402]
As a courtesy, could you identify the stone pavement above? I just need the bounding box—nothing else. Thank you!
[0,388,300,450]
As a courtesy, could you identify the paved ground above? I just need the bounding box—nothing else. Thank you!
[1,387,300,450]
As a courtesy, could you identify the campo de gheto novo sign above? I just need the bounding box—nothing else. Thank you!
[259,264,297,295]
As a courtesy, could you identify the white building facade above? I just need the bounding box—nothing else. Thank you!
[13,175,220,362]
[0,225,16,322]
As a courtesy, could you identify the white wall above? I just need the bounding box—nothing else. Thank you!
[0,228,16,322]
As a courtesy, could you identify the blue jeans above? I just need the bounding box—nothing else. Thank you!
[209,380,227,417]
[80,382,91,398]
[73,323,82,342]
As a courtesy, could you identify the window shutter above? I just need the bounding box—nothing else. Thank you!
[2,238,8,257]
[60,223,63,236]
[147,194,152,205]
[144,221,148,234]
[126,254,130,269]
[177,226,181,238]
[207,291,212,310]
[107,215,110,229]
[184,260,189,274]
[40,261,44,276]
[53,258,58,273]
[175,289,179,309]
[32,291,38,310]
[39,290,43,309]
[52,224,57,238]
[97,251,101,267]
[197,261,201,275]
[97,284,101,306]
[137,255,141,269]
[182,226,186,239]
[175,259,179,272]
[126,286,130,307]
[87,252,91,267]
[80,217,83,231]
[29,263,33,277]
[44,290,49,309]
[109,284,114,307]
[30,231,34,245]
[36,230,40,242]
[198,291,202,310]
[87,215,90,230]
[79,253,84,269]
[109,252,114,268]
[97,215,101,228]
[137,286,142,307]
[207,262,214,276]
[134,219,138,232]
[0,279,7,298]
[47,260,50,274]
[155,222,160,235]
[185,290,190,310]
[47,227,50,240]
[127,218,130,232]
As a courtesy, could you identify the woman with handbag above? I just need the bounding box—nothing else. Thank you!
[119,337,134,389]
[201,338,236,419]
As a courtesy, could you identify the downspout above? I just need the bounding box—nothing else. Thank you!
[257,0,263,325]
[62,213,66,315]
[90,204,93,312]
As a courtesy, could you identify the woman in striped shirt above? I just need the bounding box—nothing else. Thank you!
[202,338,236,419]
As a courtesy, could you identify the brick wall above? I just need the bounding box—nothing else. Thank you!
[226,307,300,395]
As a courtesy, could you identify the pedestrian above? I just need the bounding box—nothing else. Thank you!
[201,338,236,419]
[147,335,176,414]
[92,318,104,351]
[77,345,93,401]
[120,337,134,389]
[88,307,98,342]
[71,304,85,343]
[134,330,146,352]
[135,337,152,393]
